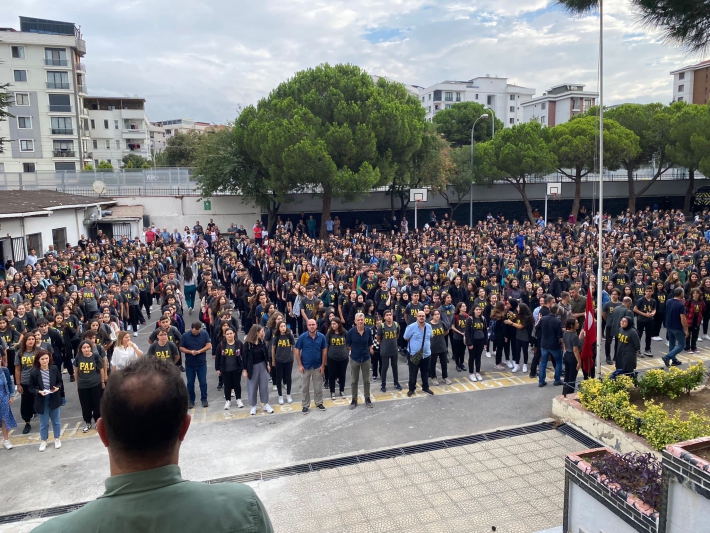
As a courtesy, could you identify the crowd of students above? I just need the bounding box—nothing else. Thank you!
[0,206,708,450]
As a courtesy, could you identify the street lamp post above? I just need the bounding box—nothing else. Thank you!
[469,113,489,228]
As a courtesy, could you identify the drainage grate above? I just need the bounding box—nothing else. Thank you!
[556,423,603,449]
[0,420,559,526]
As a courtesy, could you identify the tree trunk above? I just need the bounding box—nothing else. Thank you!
[265,200,280,234]
[389,182,396,219]
[512,178,536,224]
[571,168,582,221]
[627,166,637,213]
[684,168,695,214]
[320,188,332,238]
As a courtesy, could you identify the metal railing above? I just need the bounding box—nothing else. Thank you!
[46,82,70,90]
[76,63,86,72]
[49,105,72,113]
[78,84,87,94]
[50,128,73,135]
[44,58,68,66]
[52,150,75,157]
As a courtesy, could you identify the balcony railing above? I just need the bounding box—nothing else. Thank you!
[49,105,72,112]
[78,84,87,94]
[44,58,68,66]
[47,82,70,89]
[53,150,75,157]
[51,128,74,135]
[80,127,90,138]
[76,63,86,73]
[84,152,93,160]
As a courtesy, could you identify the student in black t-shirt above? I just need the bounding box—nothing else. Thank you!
[633,286,656,356]
[217,328,244,410]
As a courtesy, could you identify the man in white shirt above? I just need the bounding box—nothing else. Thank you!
[26,249,38,267]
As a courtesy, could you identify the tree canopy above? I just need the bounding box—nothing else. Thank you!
[432,102,503,147]
[163,131,203,167]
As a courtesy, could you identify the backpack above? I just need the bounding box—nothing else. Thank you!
[488,318,498,342]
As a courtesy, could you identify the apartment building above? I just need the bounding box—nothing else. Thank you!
[0,17,88,172]
[521,83,597,127]
[83,96,151,168]
[149,123,167,153]
[670,59,710,105]
[150,118,212,138]
[418,76,535,126]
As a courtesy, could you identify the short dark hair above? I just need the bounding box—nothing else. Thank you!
[101,357,187,458]
[191,321,202,330]
[673,287,684,298]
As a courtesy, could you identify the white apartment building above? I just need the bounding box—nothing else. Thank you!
[0,17,88,173]
[150,118,212,138]
[419,76,535,126]
[521,83,597,127]
[670,59,710,105]
[83,96,151,168]
[149,123,167,153]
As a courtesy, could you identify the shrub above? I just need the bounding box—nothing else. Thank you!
[590,451,662,509]
[638,363,706,399]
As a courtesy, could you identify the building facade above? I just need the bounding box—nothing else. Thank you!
[521,83,597,127]
[418,76,535,126]
[84,96,151,168]
[670,60,710,105]
[0,17,88,173]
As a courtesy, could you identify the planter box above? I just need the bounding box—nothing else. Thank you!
[565,447,659,533]
[552,394,660,458]
[660,436,710,533]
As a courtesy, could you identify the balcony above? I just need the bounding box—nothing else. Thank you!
[76,63,86,73]
[78,84,87,94]
[47,82,70,90]
[51,128,74,135]
[80,127,90,138]
[49,105,72,113]
[53,150,76,157]
[84,151,93,160]
[45,58,69,66]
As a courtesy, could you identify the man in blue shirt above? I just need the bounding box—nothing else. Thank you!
[403,310,433,397]
[346,313,374,409]
[294,319,327,414]
[663,288,688,367]
[179,322,212,409]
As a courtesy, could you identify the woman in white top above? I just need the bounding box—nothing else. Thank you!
[111,331,144,372]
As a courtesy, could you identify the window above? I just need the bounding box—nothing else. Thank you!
[13,70,27,82]
[90,119,96,130]
[20,140,34,152]
[53,140,74,157]
[679,72,685,80]
[17,117,31,129]
[48,94,71,112]
[15,93,29,106]
[445,104,452,109]
[105,140,111,149]
[433,90,442,101]
[115,140,121,149]
[541,116,546,124]
[487,95,493,105]
[456,92,461,102]
[509,118,515,124]
[44,48,68,66]
[421,97,424,103]
[114,120,119,130]
[23,163,36,173]
[678,84,684,92]
[510,95,516,101]
[475,94,479,100]
[26,234,42,256]
[678,96,684,102]
[94,159,99,167]
[510,106,515,112]
[50,117,72,134]
[541,102,547,110]
[46,71,69,89]
[52,228,67,251]
[11,46,25,59]
[428,94,431,100]
[445,92,453,101]
[54,162,75,171]
[427,106,431,113]
[103,120,109,129]
[92,140,98,149]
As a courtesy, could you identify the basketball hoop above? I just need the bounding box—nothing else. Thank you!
[416,201,424,209]
[551,193,559,202]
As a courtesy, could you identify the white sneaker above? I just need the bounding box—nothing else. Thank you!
[286,395,293,404]
[224,400,231,410]
[263,403,274,414]
[485,351,491,358]
[506,360,513,369]
[653,336,662,341]
[278,396,284,405]
[665,341,670,347]
[469,373,477,382]
[236,399,244,408]
[82,424,91,433]
[231,390,236,398]
[133,332,138,337]
[705,335,710,341]
[272,385,277,391]
[698,337,704,342]
[54,439,61,449]
[523,364,528,373]
[3,440,12,450]
[512,364,520,373]
[250,406,257,415]
[475,373,483,381]
[39,441,47,452]
[136,325,140,332]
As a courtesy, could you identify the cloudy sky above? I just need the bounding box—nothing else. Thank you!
[3,0,704,124]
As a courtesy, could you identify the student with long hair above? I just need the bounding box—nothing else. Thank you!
[28,349,63,451]
[271,321,294,405]
[217,328,244,410]
[15,332,40,434]
[506,301,533,373]
[242,324,273,416]
[74,340,105,433]
[326,318,348,399]
[183,266,197,315]
[465,305,487,382]
[450,302,468,372]
[490,301,507,369]
[428,309,450,386]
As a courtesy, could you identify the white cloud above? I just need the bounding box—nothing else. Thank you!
[1,0,703,123]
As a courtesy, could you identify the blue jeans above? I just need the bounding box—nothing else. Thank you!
[39,396,61,441]
[186,364,207,404]
[539,348,563,384]
[665,329,686,362]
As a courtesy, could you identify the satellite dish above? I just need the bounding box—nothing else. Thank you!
[93,180,107,195]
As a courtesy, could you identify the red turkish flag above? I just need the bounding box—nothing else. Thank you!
[581,289,597,374]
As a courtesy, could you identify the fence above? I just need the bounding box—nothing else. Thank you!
[0,166,702,197]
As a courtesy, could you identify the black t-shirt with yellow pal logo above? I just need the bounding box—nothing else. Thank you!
[218,340,244,371]
[74,353,103,389]
[147,341,179,363]
[14,350,36,384]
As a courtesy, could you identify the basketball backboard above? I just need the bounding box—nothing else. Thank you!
[409,188,428,202]
[547,182,561,196]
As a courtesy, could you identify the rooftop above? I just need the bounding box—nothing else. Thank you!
[671,59,710,75]
[0,191,114,219]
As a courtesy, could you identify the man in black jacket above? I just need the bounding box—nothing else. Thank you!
[535,304,564,387]
[549,271,570,300]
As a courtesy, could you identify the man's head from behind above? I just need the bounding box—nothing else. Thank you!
[98,358,190,472]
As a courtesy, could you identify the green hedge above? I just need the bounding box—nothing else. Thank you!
[578,364,710,450]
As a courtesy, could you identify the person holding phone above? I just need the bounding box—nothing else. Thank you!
[28,349,64,452]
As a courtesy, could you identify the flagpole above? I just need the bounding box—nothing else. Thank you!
[596,0,604,379]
